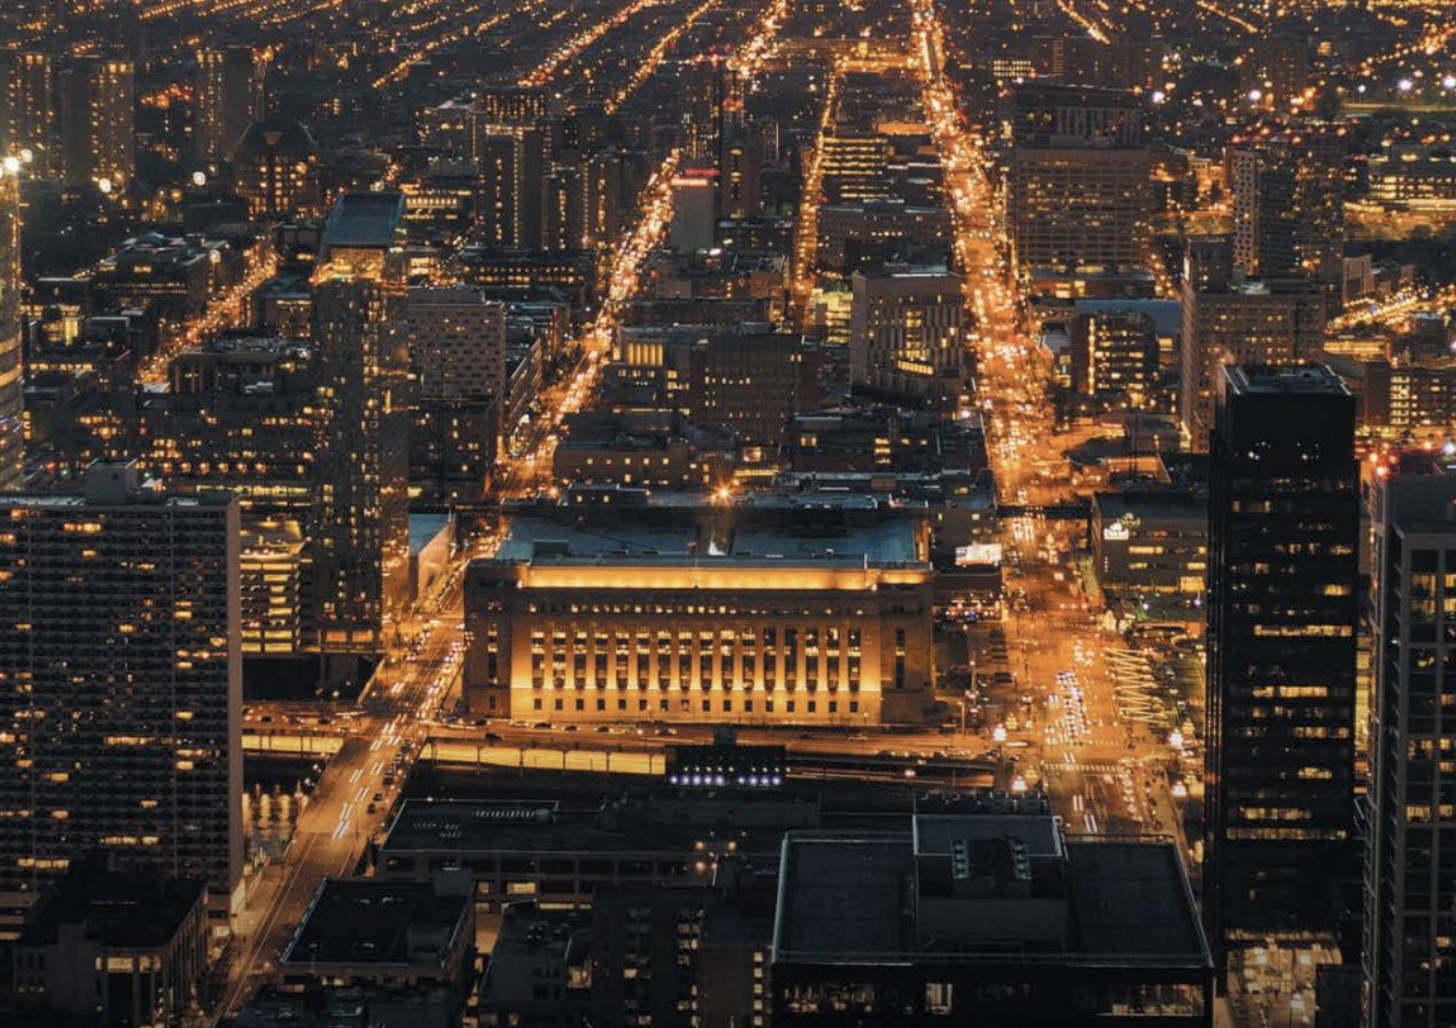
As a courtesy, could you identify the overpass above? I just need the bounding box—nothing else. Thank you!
[997,501,1092,521]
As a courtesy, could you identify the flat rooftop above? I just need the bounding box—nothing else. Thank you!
[282,878,469,968]
[1093,489,1207,521]
[773,824,1210,969]
[1225,363,1348,397]
[490,493,922,568]
[381,796,814,859]
[18,868,205,950]
[322,192,405,249]
[773,834,909,959]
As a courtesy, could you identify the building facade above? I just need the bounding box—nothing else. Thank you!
[194,46,255,162]
[1364,462,1456,1028]
[849,267,965,402]
[58,56,134,191]
[1178,237,1326,451]
[0,464,242,937]
[0,163,21,489]
[1203,365,1359,978]
[464,494,936,725]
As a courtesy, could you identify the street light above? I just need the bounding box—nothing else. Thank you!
[992,724,1007,743]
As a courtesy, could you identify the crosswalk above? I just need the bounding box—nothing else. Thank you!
[1046,761,1122,775]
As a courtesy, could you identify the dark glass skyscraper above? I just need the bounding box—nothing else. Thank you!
[1204,364,1359,976]
[1365,460,1456,1028]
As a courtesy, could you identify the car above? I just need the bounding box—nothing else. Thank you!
[367,803,377,814]
[485,732,503,743]
[563,724,579,732]
[595,725,612,733]
[373,792,383,803]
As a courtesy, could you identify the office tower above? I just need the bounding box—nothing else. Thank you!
[669,168,717,252]
[310,194,411,652]
[405,286,505,500]
[1254,29,1312,106]
[234,119,319,217]
[718,125,762,220]
[1035,34,1110,84]
[820,132,890,204]
[57,56,134,191]
[474,87,550,126]
[849,265,965,401]
[475,125,545,249]
[543,166,584,252]
[1365,461,1456,1028]
[689,331,820,448]
[1204,364,1359,980]
[1068,308,1161,409]
[474,135,513,247]
[1,50,52,174]
[0,162,21,489]
[0,463,242,937]
[1231,133,1346,286]
[816,200,953,274]
[139,336,318,656]
[195,46,256,162]
[1003,83,1149,277]
[405,287,507,403]
[1179,236,1326,451]
[583,148,642,250]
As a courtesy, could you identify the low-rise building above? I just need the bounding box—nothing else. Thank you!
[377,794,813,913]
[463,490,936,724]
[478,903,590,1028]
[11,861,208,1028]
[279,878,474,996]
[816,200,953,273]
[771,812,1213,1025]
[552,411,735,490]
[1091,488,1208,618]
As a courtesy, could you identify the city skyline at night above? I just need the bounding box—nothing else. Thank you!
[0,1,1455,1027]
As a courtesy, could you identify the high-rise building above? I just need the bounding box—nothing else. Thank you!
[688,330,820,448]
[718,125,762,221]
[1178,236,1326,451]
[1,50,52,175]
[0,463,242,937]
[195,46,256,162]
[234,119,319,217]
[1068,307,1161,408]
[405,286,505,500]
[0,161,22,490]
[1204,364,1359,979]
[474,124,545,250]
[1231,133,1346,286]
[57,56,134,191]
[1364,459,1456,1028]
[819,132,890,204]
[849,266,965,401]
[1002,83,1149,277]
[404,286,507,403]
[669,168,717,252]
[310,194,411,652]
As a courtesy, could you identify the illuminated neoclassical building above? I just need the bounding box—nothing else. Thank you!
[464,489,935,725]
